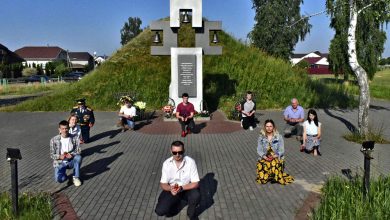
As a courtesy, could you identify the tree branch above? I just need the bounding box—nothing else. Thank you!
[287,10,327,28]
[358,3,374,14]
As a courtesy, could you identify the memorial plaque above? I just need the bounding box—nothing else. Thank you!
[178,55,197,97]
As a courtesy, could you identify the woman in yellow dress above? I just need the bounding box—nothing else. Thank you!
[256,119,294,185]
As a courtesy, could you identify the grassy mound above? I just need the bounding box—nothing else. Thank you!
[3,21,355,112]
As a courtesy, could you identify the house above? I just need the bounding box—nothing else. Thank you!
[94,55,108,66]
[291,51,333,74]
[68,52,94,72]
[0,44,24,64]
[0,44,25,78]
[14,46,68,70]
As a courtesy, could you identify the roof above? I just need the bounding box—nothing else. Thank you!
[303,57,323,64]
[0,43,25,63]
[14,46,65,59]
[69,52,93,61]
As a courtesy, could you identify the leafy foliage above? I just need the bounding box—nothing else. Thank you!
[120,17,143,46]
[249,0,311,60]
[326,0,389,80]
[312,175,390,219]
[0,192,51,220]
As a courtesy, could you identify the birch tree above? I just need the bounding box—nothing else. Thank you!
[327,0,390,137]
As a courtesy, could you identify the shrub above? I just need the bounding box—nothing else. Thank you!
[22,67,37,77]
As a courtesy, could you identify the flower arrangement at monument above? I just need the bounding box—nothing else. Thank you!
[134,101,146,110]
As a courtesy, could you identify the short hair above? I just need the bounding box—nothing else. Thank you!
[171,140,184,149]
[59,120,69,127]
[182,93,189,98]
[247,91,252,95]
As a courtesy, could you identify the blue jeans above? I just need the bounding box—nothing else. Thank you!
[54,155,82,183]
[126,119,135,129]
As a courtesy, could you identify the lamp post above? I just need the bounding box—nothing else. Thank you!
[360,141,375,199]
[6,148,22,216]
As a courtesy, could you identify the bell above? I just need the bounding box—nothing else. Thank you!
[212,31,219,44]
[182,11,190,23]
[153,31,161,43]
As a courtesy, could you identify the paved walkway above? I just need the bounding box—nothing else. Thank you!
[0,101,389,220]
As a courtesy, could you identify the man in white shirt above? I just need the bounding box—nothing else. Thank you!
[155,141,200,220]
[50,120,82,186]
[118,98,137,132]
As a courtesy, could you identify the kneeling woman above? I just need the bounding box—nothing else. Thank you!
[256,119,294,185]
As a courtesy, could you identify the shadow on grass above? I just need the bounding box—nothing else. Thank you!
[308,80,357,108]
[204,73,237,112]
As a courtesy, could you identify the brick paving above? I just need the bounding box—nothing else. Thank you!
[0,100,389,220]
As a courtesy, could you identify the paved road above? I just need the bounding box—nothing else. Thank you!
[0,101,389,220]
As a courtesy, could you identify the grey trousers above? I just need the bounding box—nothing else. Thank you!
[283,122,303,137]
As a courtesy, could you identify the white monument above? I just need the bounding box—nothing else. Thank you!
[151,0,222,112]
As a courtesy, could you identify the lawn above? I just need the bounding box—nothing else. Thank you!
[309,69,390,100]
[0,81,66,96]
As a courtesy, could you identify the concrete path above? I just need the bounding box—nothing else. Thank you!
[0,100,389,220]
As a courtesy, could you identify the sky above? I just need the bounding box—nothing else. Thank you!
[1,0,389,57]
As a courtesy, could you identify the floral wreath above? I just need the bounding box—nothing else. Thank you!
[117,95,133,106]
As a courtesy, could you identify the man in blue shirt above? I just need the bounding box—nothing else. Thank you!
[283,98,304,145]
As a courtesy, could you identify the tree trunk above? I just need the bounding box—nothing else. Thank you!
[347,0,370,137]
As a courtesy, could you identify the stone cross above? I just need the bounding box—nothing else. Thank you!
[150,0,222,112]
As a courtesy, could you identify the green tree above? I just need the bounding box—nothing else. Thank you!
[249,0,311,60]
[327,0,387,80]
[120,17,142,46]
[327,0,390,137]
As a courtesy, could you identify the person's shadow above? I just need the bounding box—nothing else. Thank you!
[192,122,207,134]
[80,152,123,181]
[197,173,218,216]
[81,141,120,158]
[89,129,122,142]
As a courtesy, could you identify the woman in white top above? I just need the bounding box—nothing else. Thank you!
[68,114,82,142]
[301,109,322,156]
[118,98,137,131]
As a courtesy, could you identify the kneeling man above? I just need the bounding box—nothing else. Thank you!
[155,141,200,220]
[50,120,82,186]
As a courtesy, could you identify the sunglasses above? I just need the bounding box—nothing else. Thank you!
[172,151,184,155]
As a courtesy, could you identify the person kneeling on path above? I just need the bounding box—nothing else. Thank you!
[155,141,200,220]
[50,120,82,186]
[118,96,137,132]
[256,119,294,185]
[176,93,195,137]
[301,109,322,156]
[241,91,256,131]
[283,98,304,145]
[70,98,95,143]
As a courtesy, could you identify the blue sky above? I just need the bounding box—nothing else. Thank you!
[1,0,389,57]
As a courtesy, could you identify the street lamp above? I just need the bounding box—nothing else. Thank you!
[6,148,22,216]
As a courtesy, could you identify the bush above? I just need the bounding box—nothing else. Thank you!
[22,67,37,77]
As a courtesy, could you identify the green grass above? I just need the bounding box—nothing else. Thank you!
[0,192,52,220]
[343,122,390,144]
[1,18,356,112]
[310,69,390,101]
[0,82,63,96]
[312,175,390,219]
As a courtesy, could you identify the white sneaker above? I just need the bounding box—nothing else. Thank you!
[249,126,254,131]
[73,177,82,187]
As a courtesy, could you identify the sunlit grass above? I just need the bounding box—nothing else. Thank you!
[0,82,65,96]
[2,18,356,112]
[0,192,51,220]
[312,175,390,219]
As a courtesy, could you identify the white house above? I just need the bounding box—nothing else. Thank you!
[14,46,68,69]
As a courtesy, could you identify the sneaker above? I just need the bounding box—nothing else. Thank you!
[181,131,186,137]
[249,126,254,131]
[73,177,81,187]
